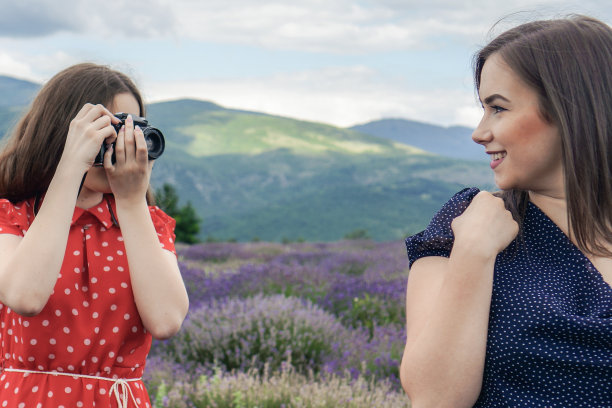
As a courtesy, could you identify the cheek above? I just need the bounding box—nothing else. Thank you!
[85,169,110,188]
[512,113,559,153]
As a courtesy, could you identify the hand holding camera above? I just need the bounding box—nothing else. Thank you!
[102,113,164,204]
[94,113,165,166]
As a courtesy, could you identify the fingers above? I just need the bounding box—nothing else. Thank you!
[110,115,148,167]
[103,143,114,170]
[114,124,126,166]
[134,125,149,165]
[123,114,136,160]
[78,103,119,124]
[71,104,119,147]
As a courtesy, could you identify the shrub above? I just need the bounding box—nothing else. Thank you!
[320,276,406,332]
[155,295,352,375]
[153,364,410,408]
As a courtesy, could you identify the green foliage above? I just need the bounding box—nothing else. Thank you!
[347,294,404,340]
[155,183,201,244]
[155,183,179,213]
[158,365,410,408]
[153,381,168,408]
[174,201,201,244]
[343,228,371,240]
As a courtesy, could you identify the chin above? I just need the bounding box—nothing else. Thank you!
[494,177,520,192]
[84,168,112,194]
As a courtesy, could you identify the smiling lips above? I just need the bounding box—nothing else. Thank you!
[489,151,507,169]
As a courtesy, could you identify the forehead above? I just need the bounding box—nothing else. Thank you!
[109,93,141,116]
[479,53,533,102]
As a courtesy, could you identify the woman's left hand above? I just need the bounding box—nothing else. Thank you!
[104,114,153,204]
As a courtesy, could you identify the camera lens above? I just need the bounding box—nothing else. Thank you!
[143,127,165,160]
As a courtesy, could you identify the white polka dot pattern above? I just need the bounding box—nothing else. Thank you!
[0,196,176,407]
[406,188,612,406]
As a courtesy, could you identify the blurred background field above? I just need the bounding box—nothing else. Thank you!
[145,239,411,408]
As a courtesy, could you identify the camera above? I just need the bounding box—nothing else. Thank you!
[93,113,165,166]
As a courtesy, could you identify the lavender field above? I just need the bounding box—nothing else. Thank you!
[145,240,411,407]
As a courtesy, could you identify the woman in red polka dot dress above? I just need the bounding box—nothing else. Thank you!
[0,64,189,407]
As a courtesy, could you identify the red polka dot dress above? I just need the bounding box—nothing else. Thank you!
[0,195,177,407]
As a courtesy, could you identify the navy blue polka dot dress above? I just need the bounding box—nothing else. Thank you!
[405,187,612,408]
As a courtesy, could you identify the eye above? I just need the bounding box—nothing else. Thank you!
[491,105,506,114]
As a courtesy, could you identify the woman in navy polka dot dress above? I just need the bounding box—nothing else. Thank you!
[0,64,189,407]
[399,15,612,408]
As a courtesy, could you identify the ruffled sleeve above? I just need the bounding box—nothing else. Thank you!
[405,187,480,268]
[149,206,177,256]
[0,199,32,237]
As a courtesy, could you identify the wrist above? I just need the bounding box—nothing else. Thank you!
[49,162,87,195]
[451,238,499,264]
[56,152,92,176]
[114,195,149,215]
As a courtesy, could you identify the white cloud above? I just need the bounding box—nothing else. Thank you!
[167,0,611,53]
[0,0,175,38]
[171,1,441,52]
[1,0,609,54]
[0,53,36,79]
[145,65,480,128]
[0,49,81,83]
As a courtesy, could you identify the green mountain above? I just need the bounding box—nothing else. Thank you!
[146,99,494,242]
[147,99,426,157]
[0,75,495,242]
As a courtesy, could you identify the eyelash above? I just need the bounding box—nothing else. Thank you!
[491,105,506,114]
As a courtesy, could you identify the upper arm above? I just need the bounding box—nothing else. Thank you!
[405,256,449,344]
[0,233,24,300]
[161,246,180,271]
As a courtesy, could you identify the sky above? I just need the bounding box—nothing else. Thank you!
[0,0,611,129]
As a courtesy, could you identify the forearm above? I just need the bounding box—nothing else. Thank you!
[116,198,189,339]
[0,165,82,315]
[401,246,496,407]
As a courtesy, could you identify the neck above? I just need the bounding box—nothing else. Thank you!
[528,190,569,236]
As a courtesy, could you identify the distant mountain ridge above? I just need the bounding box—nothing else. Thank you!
[0,75,494,242]
[351,118,484,161]
[0,75,40,107]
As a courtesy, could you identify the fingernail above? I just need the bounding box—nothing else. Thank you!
[135,125,141,132]
[127,114,133,123]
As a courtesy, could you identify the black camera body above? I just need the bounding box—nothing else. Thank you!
[93,113,165,166]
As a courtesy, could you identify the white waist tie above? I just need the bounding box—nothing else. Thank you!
[2,367,141,408]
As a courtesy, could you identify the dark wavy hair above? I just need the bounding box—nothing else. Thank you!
[473,15,612,256]
[0,63,155,204]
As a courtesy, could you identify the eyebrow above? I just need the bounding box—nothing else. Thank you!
[482,94,510,105]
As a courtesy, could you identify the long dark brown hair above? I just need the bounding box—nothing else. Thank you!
[474,15,612,256]
[0,63,155,204]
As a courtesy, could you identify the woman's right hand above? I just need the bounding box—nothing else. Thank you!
[57,103,121,174]
[451,191,519,259]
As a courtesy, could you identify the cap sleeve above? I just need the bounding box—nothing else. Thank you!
[405,187,480,268]
[149,206,177,256]
[0,199,32,237]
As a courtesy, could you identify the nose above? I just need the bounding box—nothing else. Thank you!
[471,119,493,146]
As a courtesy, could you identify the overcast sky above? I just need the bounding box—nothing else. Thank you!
[0,0,610,128]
